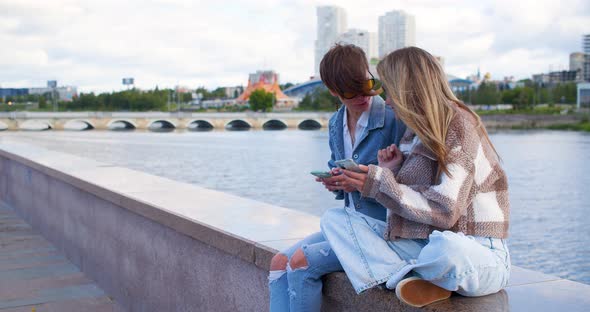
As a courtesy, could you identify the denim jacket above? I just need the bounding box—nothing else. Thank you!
[328,96,406,221]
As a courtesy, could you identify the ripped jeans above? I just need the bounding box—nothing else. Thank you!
[268,231,343,312]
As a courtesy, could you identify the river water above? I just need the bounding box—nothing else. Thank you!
[2,129,589,285]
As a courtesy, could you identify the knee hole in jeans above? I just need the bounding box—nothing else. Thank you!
[289,248,309,270]
[270,253,288,271]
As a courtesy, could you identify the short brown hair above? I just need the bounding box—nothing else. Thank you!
[319,44,369,97]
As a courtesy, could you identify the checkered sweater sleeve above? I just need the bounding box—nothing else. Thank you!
[361,120,485,229]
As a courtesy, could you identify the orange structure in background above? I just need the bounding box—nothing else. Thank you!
[237,70,298,111]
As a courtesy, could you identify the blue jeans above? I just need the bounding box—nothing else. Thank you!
[268,231,343,312]
[320,207,511,296]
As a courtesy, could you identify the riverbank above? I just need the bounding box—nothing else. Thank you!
[546,121,590,132]
[473,106,590,131]
[479,113,588,130]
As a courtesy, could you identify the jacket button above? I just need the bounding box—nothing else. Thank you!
[355,203,360,209]
[353,154,358,159]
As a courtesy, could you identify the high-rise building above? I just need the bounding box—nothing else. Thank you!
[570,52,585,82]
[378,10,416,58]
[369,32,378,60]
[314,6,347,74]
[570,52,585,72]
[337,28,371,58]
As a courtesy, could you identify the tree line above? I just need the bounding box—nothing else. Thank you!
[0,88,192,112]
[0,81,579,112]
[454,80,578,108]
[296,81,579,112]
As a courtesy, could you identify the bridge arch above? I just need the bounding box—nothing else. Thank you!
[20,120,53,131]
[148,120,176,132]
[107,119,137,131]
[262,119,288,130]
[298,119,322,130]
[225,119,251,131]
[187,119,214,131]
[64,119,95,131]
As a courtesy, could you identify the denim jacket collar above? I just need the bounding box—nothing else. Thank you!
[330,96,386,160]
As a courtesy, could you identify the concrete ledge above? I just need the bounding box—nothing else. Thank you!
[1,141,589,311]
[481,114,584,129]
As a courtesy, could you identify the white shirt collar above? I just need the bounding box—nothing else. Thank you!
[343,97,372,130]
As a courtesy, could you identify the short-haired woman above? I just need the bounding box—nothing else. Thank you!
[268,44,406,311]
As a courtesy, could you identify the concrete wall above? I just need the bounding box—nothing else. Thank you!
[1,143,589,312]
[0,143,318,311]
[1,164,265,311]
[481,114,583,129]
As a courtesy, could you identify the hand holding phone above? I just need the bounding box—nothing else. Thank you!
[334,159,363,173]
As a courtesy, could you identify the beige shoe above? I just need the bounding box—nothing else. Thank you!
[395,277,452,307]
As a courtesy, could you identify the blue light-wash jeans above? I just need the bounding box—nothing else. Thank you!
[320,207,511,296]
[268,231,343,312]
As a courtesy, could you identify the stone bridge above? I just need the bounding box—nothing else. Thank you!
[0,112,333,131]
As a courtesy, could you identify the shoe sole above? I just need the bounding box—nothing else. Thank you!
[396,277,452,307]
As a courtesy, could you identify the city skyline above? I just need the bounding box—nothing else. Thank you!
[314,6,347,74]
[379,10,416,58]
[0,0,589,93]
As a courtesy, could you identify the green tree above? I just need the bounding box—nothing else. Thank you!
[519,79,534,88]
[211,87,226,99]
[551,83,576,104]
[280,82,294,90]
[296,88,338,111]
[473,82,501,105]
[195,87,211,100]
[538,88,550,104]
[299,93,313,110]
[249,89,274,112]
[515,87,534,109]
[315,88,338,110]
[181,92,193,103]
[501,88,519,104]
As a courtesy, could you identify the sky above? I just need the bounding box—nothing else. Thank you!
[0,0,588,93]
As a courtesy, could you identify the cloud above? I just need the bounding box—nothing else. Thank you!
[0,0,588,92]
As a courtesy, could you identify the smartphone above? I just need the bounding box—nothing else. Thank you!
[310,171,332,178]
[334,159,363,173]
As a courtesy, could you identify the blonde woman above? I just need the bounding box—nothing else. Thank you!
[320,47,510,307]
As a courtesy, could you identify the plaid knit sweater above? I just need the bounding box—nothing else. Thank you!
[361,107,510,240]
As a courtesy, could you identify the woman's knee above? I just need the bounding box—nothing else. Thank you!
[289,248,309,270]
[424,231,469,256]
[270,253,289,271]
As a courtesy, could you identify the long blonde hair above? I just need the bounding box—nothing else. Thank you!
[377,47,497,178]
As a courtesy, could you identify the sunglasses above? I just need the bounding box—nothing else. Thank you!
[341,72,383,99]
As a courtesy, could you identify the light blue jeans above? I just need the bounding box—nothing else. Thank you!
[320,207,511,296]
[268,231,343,312]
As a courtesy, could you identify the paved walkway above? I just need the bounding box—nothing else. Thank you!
[0,205,120,312]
